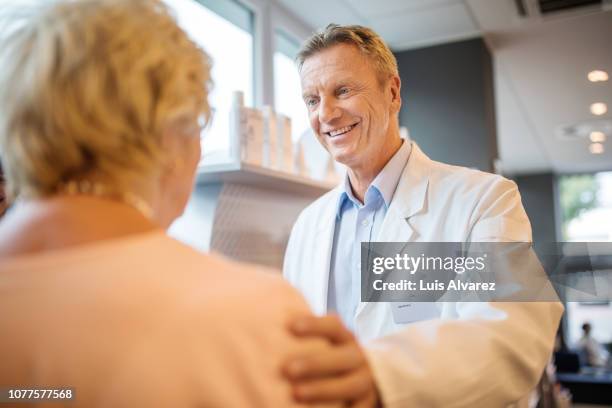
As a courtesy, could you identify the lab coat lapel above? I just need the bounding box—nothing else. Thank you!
[379,142,430,241]
[310,187,342,314]
[355,142,430,318]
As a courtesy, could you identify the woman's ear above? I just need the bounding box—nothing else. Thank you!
[159,125,182,172]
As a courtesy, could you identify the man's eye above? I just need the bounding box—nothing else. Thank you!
[338,87,349,95]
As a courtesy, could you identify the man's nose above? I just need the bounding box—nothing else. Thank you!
[318,98,341,124]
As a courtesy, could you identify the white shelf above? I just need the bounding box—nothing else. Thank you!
[196,161,337,197]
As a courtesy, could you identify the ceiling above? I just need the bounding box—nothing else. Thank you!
[468,0,612,175]
[275,0,482,50]
[275,0,612,175]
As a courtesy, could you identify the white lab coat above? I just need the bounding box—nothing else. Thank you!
[284,142,563,407]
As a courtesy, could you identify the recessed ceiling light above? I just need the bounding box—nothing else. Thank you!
[588,70,609,82]
[589,143,604,154]
[590,102,608,116]
[590,131,606,143]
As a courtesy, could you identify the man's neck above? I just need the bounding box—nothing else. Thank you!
[347,137,403,203]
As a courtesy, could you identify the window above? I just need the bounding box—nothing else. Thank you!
[273,29,310,143]
[558,171,612,348]
[560,171,612,241]
[164,0,254,165]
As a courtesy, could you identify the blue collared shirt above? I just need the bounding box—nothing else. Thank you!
[327,140,412,330]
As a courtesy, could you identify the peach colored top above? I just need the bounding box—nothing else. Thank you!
[0,232,332,407]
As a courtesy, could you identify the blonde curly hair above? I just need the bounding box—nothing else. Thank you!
[0,0,212,201]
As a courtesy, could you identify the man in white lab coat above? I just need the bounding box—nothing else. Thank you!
[281,24,563,407]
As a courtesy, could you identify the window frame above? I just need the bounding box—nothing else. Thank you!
[194,0,258,106]
[270,3,312,109]
[172,0,314,113]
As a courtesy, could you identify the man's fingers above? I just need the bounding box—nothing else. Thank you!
[289,314,354,344]
[350,392,379,408]
[283,344,364,380]
[292,366,373,403]
[285,314,379,406]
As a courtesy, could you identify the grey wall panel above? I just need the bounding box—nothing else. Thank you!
[209,183,317,269]
[168,183,223,252]
[170,178,323,270]
[514,173,558,244]
[394,38,498,172]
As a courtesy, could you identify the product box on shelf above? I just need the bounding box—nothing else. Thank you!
[262,106,278,169]
[276,113,293,173]
[229,91,263,166]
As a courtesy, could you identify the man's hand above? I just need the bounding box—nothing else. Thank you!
[282,315,380,407]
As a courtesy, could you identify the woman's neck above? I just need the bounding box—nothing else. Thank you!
[0,195,160,257]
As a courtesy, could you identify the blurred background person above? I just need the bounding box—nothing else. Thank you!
[578,322,610,368]
[0,0,345,406]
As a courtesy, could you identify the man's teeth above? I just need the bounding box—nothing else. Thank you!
[329,124,356,137]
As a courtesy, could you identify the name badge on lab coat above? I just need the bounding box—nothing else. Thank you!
[390,302,439,324]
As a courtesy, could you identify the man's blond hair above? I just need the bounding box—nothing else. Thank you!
[296,24,398,84]
[0,0,211,200]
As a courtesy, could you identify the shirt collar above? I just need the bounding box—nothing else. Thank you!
[335,140,412,219]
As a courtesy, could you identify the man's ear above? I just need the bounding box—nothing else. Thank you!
[389,75,401,112]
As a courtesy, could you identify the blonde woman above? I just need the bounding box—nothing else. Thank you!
[0,1,336,406]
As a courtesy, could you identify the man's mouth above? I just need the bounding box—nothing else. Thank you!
[326,122,359,138]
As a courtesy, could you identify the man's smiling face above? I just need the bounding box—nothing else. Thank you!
[300,43,400,170]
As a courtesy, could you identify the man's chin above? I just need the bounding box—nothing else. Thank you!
[329,150,356,168]
[326,136,361,167]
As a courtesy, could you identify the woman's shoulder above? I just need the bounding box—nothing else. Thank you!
[1,230,303,309]
[124,234,308,311]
